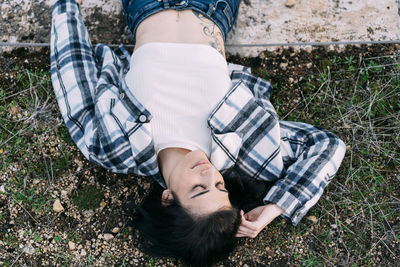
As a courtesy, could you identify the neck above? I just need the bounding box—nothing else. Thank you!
[157,147,191,187]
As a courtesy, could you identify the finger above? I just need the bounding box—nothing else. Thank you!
[235,228,247,237]
[235,232,253,238]
[236,229,257,238]
[235,232,247,238]
[236,228,253,238]
[244,212,258,222]
[239,226,258,234]
[237,225,254,235]
[240,219,260,231]
[237,227,258,238]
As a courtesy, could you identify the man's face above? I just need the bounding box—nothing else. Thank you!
[167,150,232,215]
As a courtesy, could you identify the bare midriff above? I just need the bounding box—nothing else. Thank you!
[134,9,225,58]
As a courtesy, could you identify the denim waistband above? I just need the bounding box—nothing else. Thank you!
[121,0,241,43]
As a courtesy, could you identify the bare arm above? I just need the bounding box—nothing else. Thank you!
[236,204,284,238]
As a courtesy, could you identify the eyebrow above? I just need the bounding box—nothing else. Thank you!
[190,189,228,199]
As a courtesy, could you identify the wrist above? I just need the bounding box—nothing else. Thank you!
[266,203,284,217]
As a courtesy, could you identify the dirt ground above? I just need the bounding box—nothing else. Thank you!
[2,0,400,57]
[0,44,399,266]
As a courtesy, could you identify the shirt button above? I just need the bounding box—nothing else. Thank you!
[120,93,125,100]
[139,114,147,123]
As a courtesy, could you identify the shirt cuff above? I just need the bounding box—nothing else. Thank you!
[53,0,80,16]
[263,186,306,226]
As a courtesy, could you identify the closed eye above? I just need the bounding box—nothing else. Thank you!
[190,183,228,198]
[192,184,206,191]
[216,181,228,192]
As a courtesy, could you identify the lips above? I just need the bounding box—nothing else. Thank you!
[191,160,209,169]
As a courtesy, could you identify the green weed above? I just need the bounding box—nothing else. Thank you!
[53,235,62,243]
[72,185,104,210]
[301,252,323,267]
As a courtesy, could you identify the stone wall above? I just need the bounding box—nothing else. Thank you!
[1,0,400,56]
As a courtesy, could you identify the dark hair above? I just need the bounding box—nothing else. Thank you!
[223,168,273,213]
[135,168,272,266]
[135,184,241,266]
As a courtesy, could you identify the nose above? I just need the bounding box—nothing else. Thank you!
[200,166,214,176]
[199,166,219,183]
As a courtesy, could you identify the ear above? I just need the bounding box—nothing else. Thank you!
[161,189,175,207]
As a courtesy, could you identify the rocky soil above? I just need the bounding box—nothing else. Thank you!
[2,0,400,56]
[0,44,399,266]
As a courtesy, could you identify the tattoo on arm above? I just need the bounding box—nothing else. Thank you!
[192,10,225,57]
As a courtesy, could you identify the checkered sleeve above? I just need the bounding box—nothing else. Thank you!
[50,0,98,160]
[263,121,346,225]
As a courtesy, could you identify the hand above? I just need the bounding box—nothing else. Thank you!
[76,0,83,5]
[235,204,284,238]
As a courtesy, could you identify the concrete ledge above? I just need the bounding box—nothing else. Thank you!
[1,0,400,56]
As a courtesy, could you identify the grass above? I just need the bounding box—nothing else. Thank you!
[251,45,399,266]
[0,45,399,266]
[72,185,104,210]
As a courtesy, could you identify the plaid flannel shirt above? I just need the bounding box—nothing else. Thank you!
[50,0,346,225]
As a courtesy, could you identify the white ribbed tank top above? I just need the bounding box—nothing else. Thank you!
[125,42,232,157]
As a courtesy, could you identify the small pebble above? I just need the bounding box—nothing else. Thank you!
[306,215,318,223]
[100,200,107,209]
[9,105,20,116]
[73,158,83,168]
[68,241,76,250]
[53,199,64,212]
[61,190,68,198]
[111,227,120,234]
[285,0,295,8]
[23,246,35,255]
[103,233,114,241]
[82,210,94,218]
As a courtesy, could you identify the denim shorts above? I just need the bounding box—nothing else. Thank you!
[121,0,241,43]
